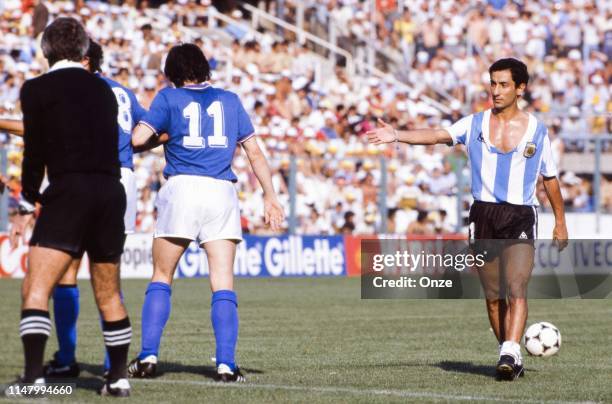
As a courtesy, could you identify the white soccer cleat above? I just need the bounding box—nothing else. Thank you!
[216,363,246,383]
[99,378,131,397]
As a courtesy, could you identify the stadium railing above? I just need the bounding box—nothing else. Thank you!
[207,5,266,42]
[235,2,451,116]
[239,2,355,78]
[0,148,7,232]
[276,154,466,236]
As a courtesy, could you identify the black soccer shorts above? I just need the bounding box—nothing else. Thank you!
[468,200,537,260]
[29,173,126,262]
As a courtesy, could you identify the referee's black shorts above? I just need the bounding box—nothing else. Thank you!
[29,173,126,262]
[468,200,537,259]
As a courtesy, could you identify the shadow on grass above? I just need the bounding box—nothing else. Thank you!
[43,375,102,393]
[435,361,497,378]
[79,363,105,378]
[159,363,264,379]
[81,362,264,381]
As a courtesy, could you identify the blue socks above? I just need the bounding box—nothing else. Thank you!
[138,282,172,360]
[211,290,239,371]
[136,285,238,370]
[52,285,80,366]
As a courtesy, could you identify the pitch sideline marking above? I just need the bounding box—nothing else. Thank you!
[132,378,599,403]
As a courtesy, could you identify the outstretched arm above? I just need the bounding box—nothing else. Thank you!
[542,176,568,250]
[241,136,285,231]
[366,119,452,146]
[0,119,24,137]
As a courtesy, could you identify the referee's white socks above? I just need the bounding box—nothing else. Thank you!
[500,341,522,365]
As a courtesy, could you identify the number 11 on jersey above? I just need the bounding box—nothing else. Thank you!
[182,100,228,148]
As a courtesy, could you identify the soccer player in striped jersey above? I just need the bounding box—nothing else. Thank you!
[367,58,568,381]
[127,44,283,382]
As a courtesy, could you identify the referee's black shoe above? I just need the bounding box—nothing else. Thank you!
[496,355,522,381]
[127,356,157,378]
[43,352,80,378]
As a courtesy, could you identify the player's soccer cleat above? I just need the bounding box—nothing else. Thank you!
[496,355,521,381]
[43,352,80,378]
[514,363,525,378]
[4,376,45,397]
[216,364,245,383]
[99,378,130,397]
[127,355,157,378]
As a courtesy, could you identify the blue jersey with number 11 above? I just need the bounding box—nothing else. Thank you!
[141,83,255,182]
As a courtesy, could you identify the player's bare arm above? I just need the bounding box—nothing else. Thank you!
[241,136,285,231]
[542,176,568,250]
[131,122,157,147]
[0,118,24,137]
[366,118,452,146]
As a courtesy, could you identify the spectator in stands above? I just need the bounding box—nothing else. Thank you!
[0,0,609,235]
[393,9,416,66]
[406,210,433,235]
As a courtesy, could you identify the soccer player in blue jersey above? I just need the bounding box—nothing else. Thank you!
[127,43,284,382]
[367,58,568,381]
[0,41,147,393]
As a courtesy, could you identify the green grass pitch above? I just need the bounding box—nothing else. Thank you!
[0,278,610,403]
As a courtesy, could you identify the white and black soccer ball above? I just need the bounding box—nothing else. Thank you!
[524,322,561,357]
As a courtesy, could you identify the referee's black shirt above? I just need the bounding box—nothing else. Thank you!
[20,64,120,205]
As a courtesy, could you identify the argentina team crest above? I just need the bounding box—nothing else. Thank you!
[523,142,536,158]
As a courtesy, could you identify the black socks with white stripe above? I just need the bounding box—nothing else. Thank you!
[20,309,52,382]
[102,317,131,382]
[20,311,131,383]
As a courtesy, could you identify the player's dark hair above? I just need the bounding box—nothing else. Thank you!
[164,43,211,88]
[489,58,529,88]
[41,17,89,66]
[86,39,103,73]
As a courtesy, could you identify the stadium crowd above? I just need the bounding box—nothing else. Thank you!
[0,0,610,235]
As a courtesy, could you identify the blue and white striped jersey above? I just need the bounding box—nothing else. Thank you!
[445,109,557,206]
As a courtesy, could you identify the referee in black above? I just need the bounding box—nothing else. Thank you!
[7,18,131,397]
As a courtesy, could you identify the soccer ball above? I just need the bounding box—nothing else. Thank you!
[524,322,561,357]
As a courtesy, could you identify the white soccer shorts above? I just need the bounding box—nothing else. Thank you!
[120,167,137,234]
[154,175,243,244]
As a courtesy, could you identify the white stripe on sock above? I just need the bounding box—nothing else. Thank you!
[105,332,133,342]
[20,323,52,332]
[20,316,51,326]
[105,338,131,347]
[20,328,51,337]
[103,327,132,336]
